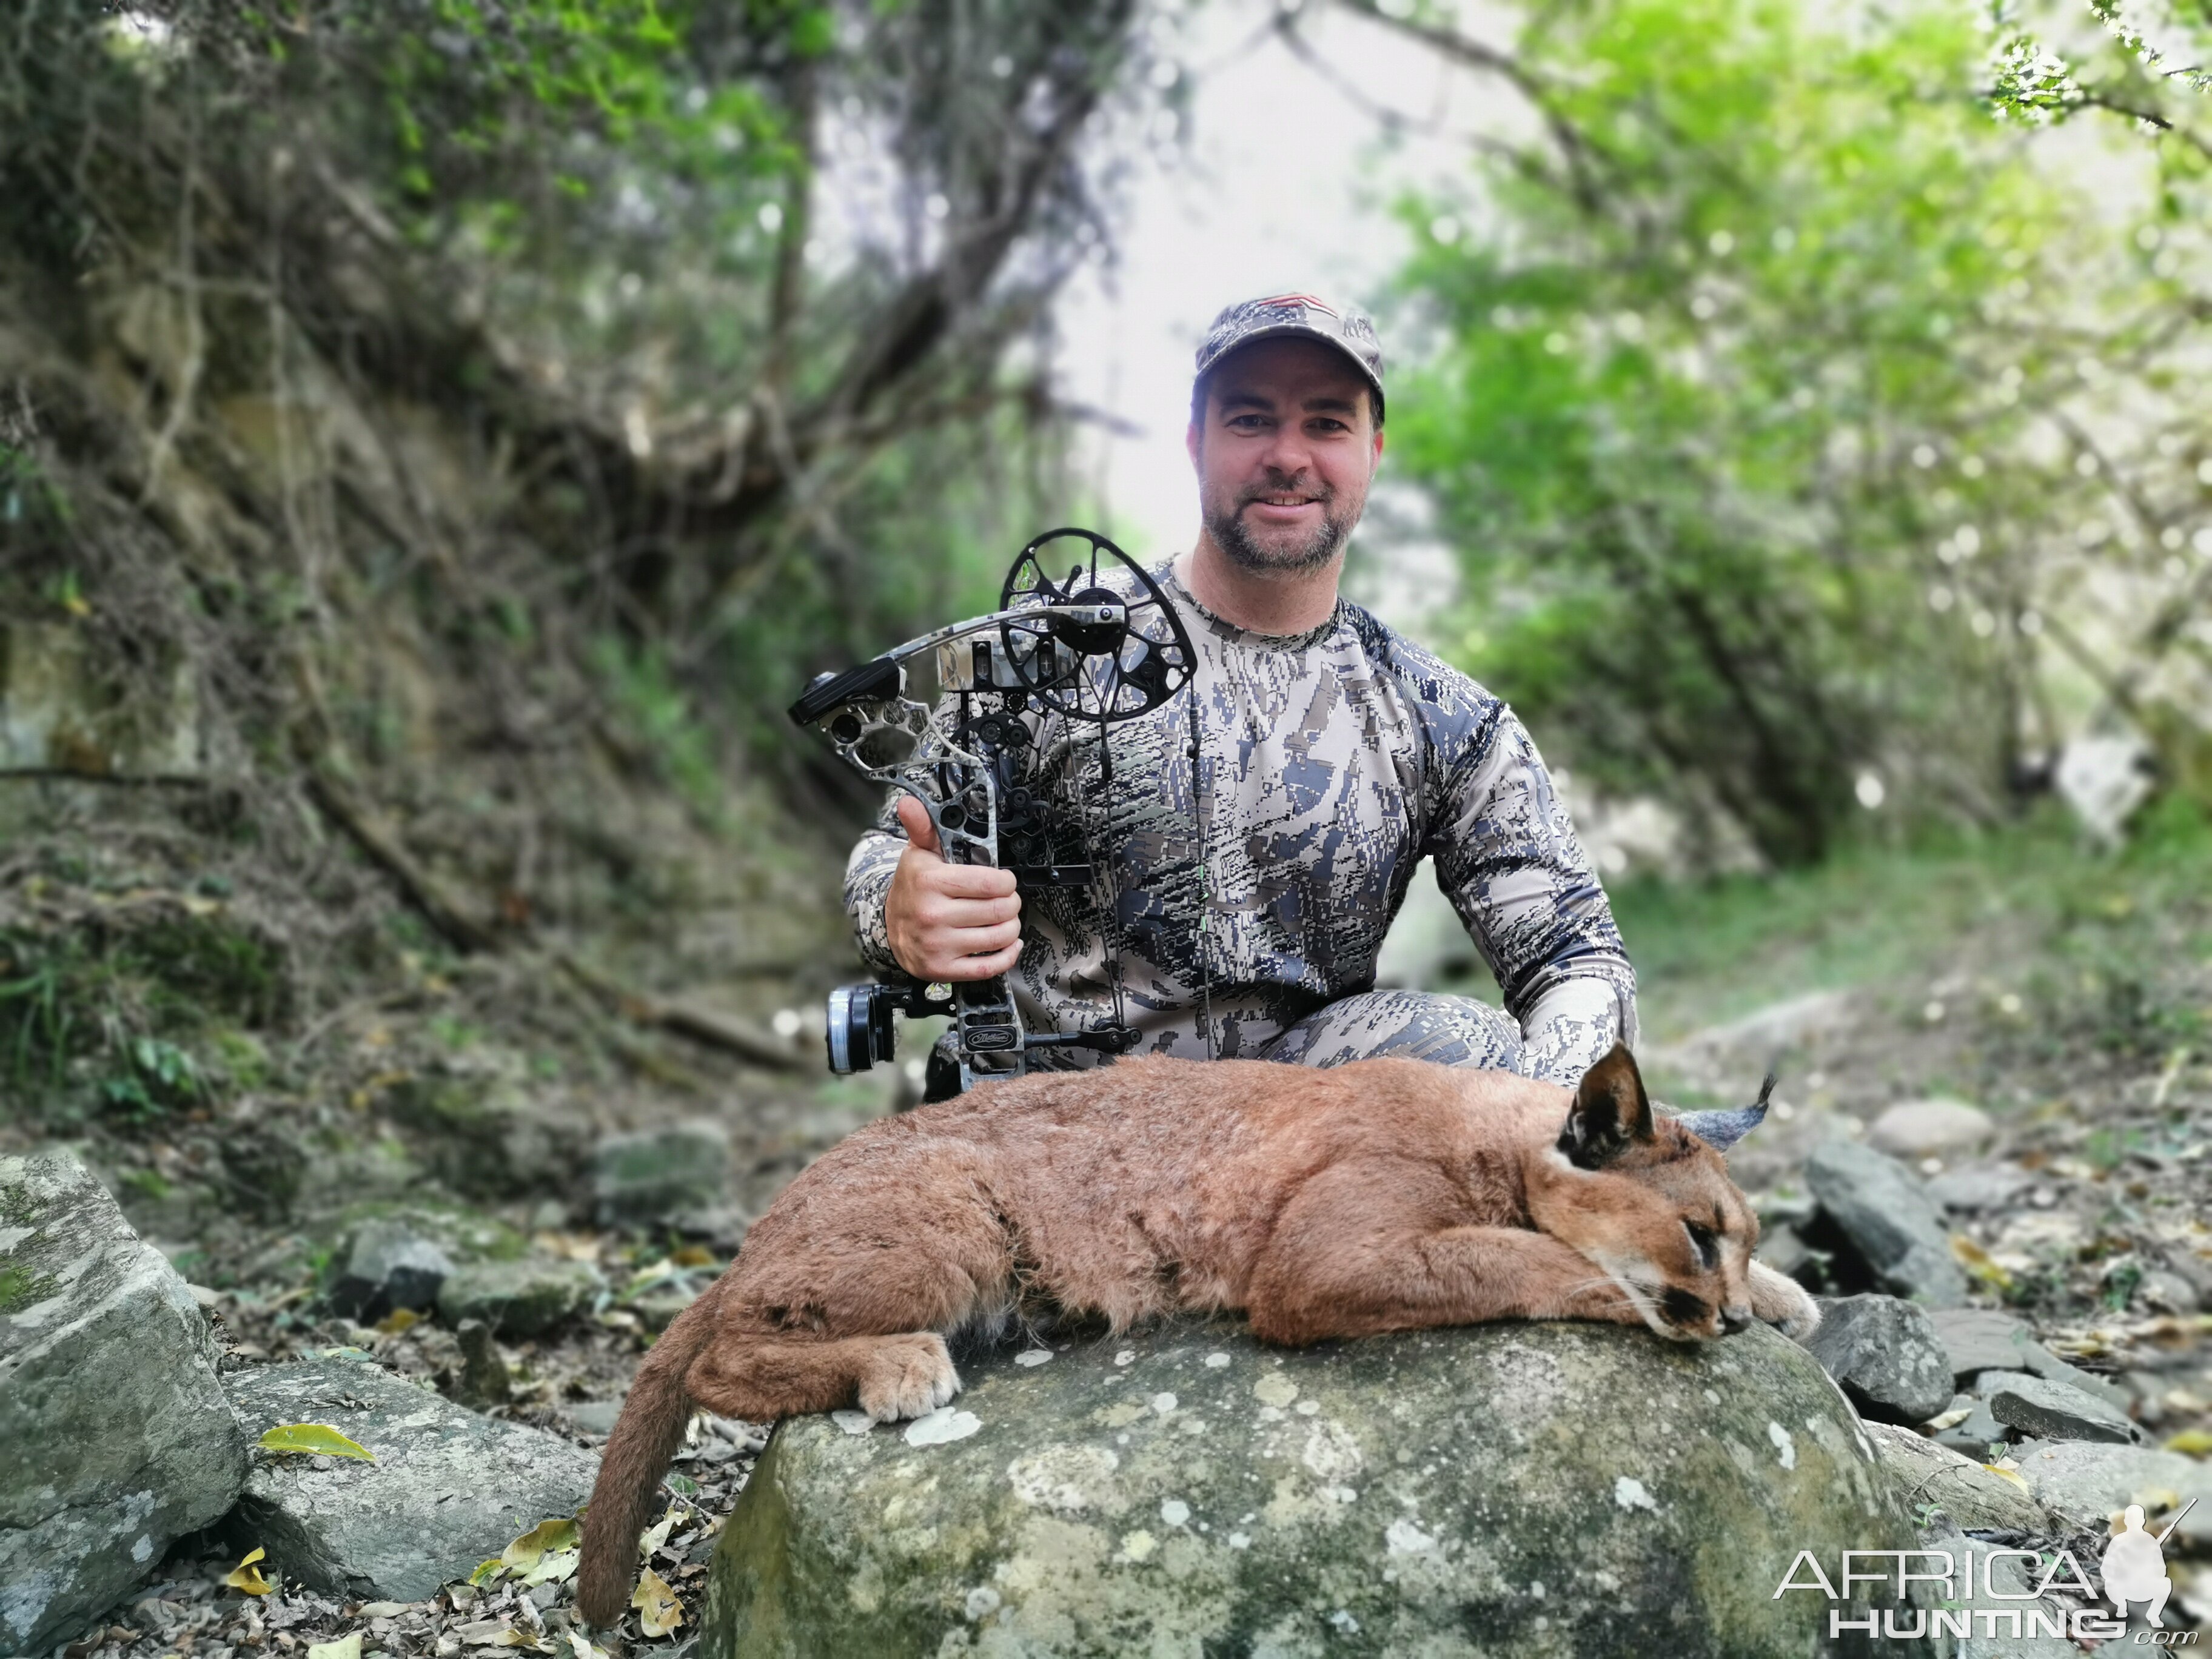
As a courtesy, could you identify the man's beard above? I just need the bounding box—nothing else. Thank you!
[1206,480,1354,574]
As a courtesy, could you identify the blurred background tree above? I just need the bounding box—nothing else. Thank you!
[1358,0,2212,868]
[0,0,1175,973]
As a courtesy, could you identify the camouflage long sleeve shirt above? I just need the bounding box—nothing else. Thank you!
[843,566,1637,1085]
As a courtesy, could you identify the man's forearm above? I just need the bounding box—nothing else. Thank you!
[1517,974,1639,1086]
[843,828,907,977]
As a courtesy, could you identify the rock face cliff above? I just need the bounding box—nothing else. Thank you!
[705,1316,1925,1658]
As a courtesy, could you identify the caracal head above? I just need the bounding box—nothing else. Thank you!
[1525,1044,1769,1343]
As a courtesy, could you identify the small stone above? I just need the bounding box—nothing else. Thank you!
[223,1355,597,1601]
[1986,1375,2140,1444]
[564,1397,626,1436]
[1926,1308,2039,1380]
[327,1218,454,1324]
[631,1285,700,1333]
[591,1122,731,1227]
[1804,1294,1955,1424]
[1923,1165,2033,1214]
[1867,1099,1995,1161]
[1931,1309,2132,1410]
[436,1258,601,1339]
[1932,1398,2009,1459]
[1801,1140,1968,1305]
[453,1320,512,1409]
[2139,1269,2201,1315]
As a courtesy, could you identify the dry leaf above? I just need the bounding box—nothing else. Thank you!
[637,1506,685,1560]
[669,1245,717,1269]
[565,1633,609,1659]
[373,1307,420,1335]
[632,1567,683,1639]
[260,1424,374,1461]
[520,1549,578,1587]
[1980,1463,2031,1492]
[501,1517,580,1572]
[468,1558,506,1587]
[1948,1236,2015,1293]
[2163,1429,2212,1458]
[306,1635,362,1659]
[222,1546,271,1596]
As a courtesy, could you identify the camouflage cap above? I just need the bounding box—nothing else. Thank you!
[1193,292,1386,423]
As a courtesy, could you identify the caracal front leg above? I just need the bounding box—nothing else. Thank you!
[1243,1158,1643,1346]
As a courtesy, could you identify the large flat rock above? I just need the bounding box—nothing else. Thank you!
[1,1150,247,1654]
[223,1355,599,1602]
[705,1319,1926,1658]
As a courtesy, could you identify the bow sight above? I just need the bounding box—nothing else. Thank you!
[790,528,1196,1092]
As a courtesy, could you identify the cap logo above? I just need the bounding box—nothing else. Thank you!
[1253,293,1337,317]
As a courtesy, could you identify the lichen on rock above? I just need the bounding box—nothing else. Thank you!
[704,1317,1927,1658]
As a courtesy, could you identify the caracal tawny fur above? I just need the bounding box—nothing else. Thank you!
[575,1044,1815,1625]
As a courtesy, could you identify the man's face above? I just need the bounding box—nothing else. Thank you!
[1187,337,1384,576]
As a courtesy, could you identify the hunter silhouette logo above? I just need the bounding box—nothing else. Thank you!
[2105,1499,2193,1629]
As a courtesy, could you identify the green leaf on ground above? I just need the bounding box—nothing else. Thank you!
[259,1423,374,1460]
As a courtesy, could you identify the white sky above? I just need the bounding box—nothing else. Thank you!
[1054,2,1524,580]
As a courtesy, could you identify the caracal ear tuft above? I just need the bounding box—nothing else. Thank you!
[1558,1043,1655,1169]
[1676,1069,1776,1155]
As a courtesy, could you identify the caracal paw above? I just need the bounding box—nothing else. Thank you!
[857,1332,962,1422]
[1748,1261,1820,1342]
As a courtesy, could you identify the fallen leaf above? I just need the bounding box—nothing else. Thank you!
[637,1506,685,1560]
[501,1517,580,1572]
[669,1245,717,1269]
[632,1567,683,1639]
[357,1603,410,1618]
[467,1558,506,1587]
[374,1307,420,1335]
[1949,1236,2016,1294]
[306,1635,362,1659]
[520,1549,578,1587]
[453,1620,511,1643]
[260,1424,374,1461]
[1980,1463,2031,1492]
[565,1633,609,1659]
[2163,1429,2212,1459]
[222,1546,271,1596]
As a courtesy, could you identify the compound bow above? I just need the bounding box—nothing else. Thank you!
[788,528,1196,1091]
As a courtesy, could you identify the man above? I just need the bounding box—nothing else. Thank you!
[844,292,1636,1091]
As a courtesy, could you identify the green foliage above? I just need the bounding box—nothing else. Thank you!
[99,1036,207,1121]
[1986,1,2212,130]
[0,907,286,1124]
[1388,0,2212,864]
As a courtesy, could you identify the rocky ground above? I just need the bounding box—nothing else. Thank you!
[7,813,2210,1655]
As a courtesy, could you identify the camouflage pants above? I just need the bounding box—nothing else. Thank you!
[1256,989,1525,1073]
[922,990,1525,1101]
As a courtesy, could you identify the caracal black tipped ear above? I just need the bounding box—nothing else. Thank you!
[1559,1043,1655,1169]
[1677,1070,1777,1155]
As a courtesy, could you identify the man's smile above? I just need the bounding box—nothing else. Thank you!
[1242,491,1326,523]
